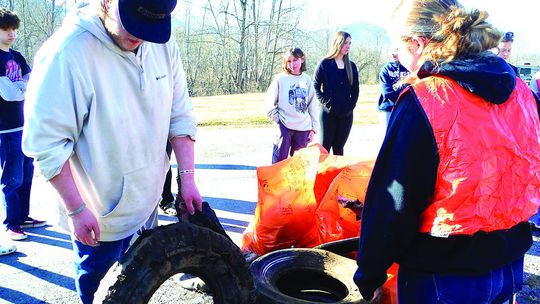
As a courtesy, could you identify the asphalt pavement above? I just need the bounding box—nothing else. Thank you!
[0,125,539,303]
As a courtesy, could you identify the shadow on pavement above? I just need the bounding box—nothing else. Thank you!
[32,227,71,241]
[219,217,250,233]
[23,233,72,250]
[24,227,72,250]
[205,196,256,215]
[195,164,257,171]
[170,163,258,170]
[0,286,45,304]
[0,258,75,291]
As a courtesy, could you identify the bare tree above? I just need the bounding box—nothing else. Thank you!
[2,0,397,96]
[177,0,300,94]
[232,0,247,91]
[256,0,278,88]
[250,0,261,85]
[2,0,66,63]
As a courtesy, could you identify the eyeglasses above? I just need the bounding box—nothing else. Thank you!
[505,32,514,40]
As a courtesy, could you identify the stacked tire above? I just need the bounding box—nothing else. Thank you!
[250,248,364,303]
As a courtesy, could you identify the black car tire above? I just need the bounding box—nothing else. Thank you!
[250,248,364,303]
[314,237,359,258]
[99,222,255,304]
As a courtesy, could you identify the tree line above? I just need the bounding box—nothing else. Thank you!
[3,0,540,97]
[173,0,393,96]
[1,0,407,97]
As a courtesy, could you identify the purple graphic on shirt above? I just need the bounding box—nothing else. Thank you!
[288,82,308,113]
[4,59,23,81]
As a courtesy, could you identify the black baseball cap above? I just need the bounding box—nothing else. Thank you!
[118,0,177,44]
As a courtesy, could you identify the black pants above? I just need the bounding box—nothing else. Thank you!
[320,111,353,155]
[160,142,174,208]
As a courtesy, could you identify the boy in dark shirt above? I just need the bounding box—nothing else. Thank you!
[377,49,410,126]
[0,8,46,242]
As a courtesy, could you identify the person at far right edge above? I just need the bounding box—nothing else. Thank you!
[354,1,540,303]
[529,71,540,230]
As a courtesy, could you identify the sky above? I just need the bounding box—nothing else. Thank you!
[174,0,537,60]
[300,0,539,58]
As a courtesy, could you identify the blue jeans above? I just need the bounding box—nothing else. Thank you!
[398,257,523,304]
[529,206,540,228]
[72,236,132,304]
[0,131,34,229]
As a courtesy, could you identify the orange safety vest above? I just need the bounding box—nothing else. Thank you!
[413,76,540,237]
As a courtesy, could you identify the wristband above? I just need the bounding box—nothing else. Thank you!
[67,202,86,217]
[179,169,195,175]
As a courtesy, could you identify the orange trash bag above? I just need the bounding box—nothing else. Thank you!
[376,263,399,304]
[241,144,374,255]
[241,146,322,255]
[316,161,374,243]
[313,149,366,203]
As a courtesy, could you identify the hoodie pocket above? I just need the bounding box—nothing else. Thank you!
[99,157,169,239]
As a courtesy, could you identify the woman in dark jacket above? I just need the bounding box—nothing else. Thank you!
[354,0,540,303]
[313,31,359,155]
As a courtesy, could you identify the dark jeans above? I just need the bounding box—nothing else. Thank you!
[320,111,353,155]
[160,142,174,208]
[398,257,523,304]
[72,236,133,304]
[272,121,310,164]
[529,206,540,228]
[0,130,34,229]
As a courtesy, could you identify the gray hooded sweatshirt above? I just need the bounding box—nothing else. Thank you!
[22,5,196,241]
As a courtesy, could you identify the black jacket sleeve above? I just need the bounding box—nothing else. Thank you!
[314,60,330,109]
[351,62,360,105]
[354,87,439,300]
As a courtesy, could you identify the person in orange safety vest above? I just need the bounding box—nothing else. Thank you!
[354,1,540,303]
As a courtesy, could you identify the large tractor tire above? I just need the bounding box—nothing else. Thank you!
[250,248,364,303]
[98,222,255,304]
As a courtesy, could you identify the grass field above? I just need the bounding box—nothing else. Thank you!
[192,84,381,127]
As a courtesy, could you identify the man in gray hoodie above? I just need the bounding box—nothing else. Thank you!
[22,0,202,302]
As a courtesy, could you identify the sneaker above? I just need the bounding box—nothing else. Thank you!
[20,217,47,229]
[7,227,28,241]
[159,201,177,216]
[176,273,208,292]
[0,243,16,256]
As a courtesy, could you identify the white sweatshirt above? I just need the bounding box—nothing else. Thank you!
[22,6,196,241]
[266,72,319,132]
[0,77,26,102]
